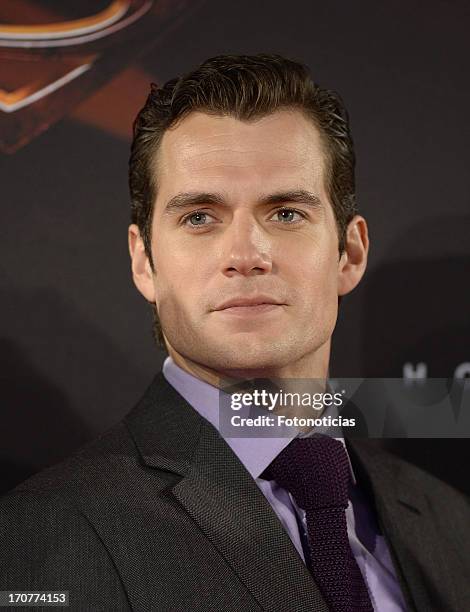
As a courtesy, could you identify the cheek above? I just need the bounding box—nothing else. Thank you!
[285,242,339,301]
[153,238,212,310]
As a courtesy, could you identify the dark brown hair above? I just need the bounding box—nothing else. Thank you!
[129,53,357,345]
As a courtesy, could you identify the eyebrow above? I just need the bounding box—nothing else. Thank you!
[163,190,323,215]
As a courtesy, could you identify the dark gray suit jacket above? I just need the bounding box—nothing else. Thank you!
[1,372,469,611]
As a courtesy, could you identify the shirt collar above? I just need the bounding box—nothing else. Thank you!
[162,356,356,484]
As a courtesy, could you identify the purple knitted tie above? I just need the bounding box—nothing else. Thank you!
[262,435,374,612]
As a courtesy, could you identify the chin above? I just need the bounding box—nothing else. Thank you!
[204,341,298,378]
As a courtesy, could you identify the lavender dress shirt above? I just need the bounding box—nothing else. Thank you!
[162,356,407,611]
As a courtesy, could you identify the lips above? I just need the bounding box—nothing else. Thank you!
[213,296,285,311]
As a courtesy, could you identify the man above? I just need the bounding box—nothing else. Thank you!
[1,54,469,612]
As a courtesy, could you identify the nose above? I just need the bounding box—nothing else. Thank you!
[221,210,272,277]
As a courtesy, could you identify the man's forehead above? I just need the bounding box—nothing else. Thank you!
[153,109,327,187]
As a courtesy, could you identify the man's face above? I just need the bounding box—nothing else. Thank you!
[133,109,365,377]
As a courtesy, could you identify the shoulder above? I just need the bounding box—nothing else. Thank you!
[0,422,136,606]
[0,419,136,549]
[4,419,135,498]
[1,370,191,517]
[348,440,470,520]
[390,447,470,527]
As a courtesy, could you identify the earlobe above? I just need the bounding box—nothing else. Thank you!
[337,216,369,296]
[128,224,156,303]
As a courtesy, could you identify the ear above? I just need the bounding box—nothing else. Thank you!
[128,224,156,302]
[337,215,369,296]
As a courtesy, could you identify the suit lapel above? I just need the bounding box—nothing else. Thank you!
[126,373,329,612]
[347,439,454,612]
[173,420,329,612]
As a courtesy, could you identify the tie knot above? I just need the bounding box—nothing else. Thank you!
[261,436,351,510]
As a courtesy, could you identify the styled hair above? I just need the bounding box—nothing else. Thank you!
[129,53,357,345]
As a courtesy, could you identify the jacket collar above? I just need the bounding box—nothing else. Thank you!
[125,371,203,476]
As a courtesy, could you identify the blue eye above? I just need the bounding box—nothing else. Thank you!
[184,211,215,227]
[188,212,206,225]
[271,208,305,223]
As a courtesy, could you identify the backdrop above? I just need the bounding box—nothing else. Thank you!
[1,0,469,495]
